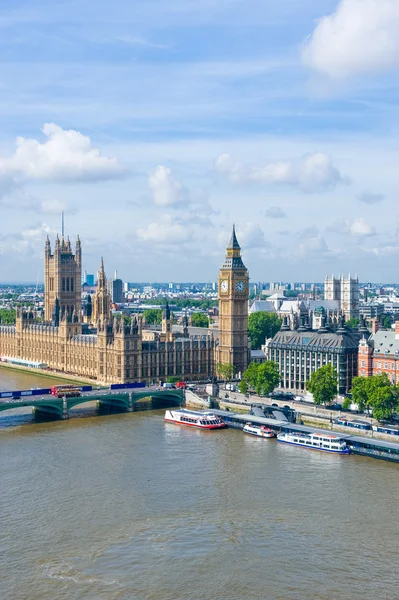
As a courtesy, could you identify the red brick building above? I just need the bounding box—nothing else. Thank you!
[358,320,399,384]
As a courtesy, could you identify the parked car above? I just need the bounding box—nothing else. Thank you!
[270,391,285,400]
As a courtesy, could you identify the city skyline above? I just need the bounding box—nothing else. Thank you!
[1,1,399,282]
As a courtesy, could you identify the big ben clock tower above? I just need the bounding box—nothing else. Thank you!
[217,225,249,375]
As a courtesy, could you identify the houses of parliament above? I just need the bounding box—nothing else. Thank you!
[0,227,249,384]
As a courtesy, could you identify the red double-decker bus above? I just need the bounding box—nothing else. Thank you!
[51,385,81,398]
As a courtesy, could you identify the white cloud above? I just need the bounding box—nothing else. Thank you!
[298,225,319,238]
[148,165,189,207]
[357,190,385,204]
[214,153,243,183]
[237,223,269,250]
[302,0,399,79]
[215,151,348,193]
[136,215,191,244]
[0,123,127,182]
[328,217,376,237]
[0,223,56,257]
[265,205,286,218]
[0,184,71,215]
[295,235,334,260]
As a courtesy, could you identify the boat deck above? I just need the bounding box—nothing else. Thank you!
[210,408,399,462]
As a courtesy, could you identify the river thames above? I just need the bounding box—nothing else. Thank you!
[1,369,399,600]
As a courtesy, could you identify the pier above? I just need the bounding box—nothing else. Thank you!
[211,408,399,463]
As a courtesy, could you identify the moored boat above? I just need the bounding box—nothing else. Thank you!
[243,422,276,438]
[164,409,226,429]
[277,432,350,454]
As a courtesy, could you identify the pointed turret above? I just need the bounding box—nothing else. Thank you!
[221,224,246,269]
[227,224,240,250]
[183,310,189,337]
[52,296,60,326]
[163,301,171,321]
[85,294,92,319]
[98,257,106,289]
[92,257,111,323]
[45,235,51,256]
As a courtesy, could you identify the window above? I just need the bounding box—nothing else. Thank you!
[361,360,365,367]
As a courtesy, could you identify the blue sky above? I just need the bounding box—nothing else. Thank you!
[1,0,399,282]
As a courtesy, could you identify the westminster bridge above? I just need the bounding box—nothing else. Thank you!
[0,387,184,420]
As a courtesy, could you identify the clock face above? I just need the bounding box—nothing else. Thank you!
[235,280,245,293]
[220,280,228,293]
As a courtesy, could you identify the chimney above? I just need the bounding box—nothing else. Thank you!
[395,321,399,339]
[371,318,379,335]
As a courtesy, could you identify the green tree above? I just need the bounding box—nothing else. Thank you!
[307,365,338,405]
[346,318,360,329]
[351,374,398,421]
[238,380,248,394]
[381,315,392,329]
[0,308,16,324]
[143,309,162,325]
[217,363,236,381]
[167,375,181,384]
[248,312,282,350]
[241,361,280,396]
[342,397,352,411]
[191,312,209,328]
[372,386,398,422]
[351,376,369,412]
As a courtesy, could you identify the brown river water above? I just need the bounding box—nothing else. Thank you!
[1,368,398,600]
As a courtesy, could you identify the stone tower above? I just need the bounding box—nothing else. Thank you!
[161,302,174,343]
[217,225,249,376]
[324,274,359,320]
[44,234,82,321]
[92,257,111,323]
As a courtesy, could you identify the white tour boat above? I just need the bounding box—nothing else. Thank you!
[164,409,226,429]
[243,422,276,438]
[277,431,350,454]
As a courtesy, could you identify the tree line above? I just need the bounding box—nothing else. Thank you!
[0,308,16,324]
[307,365,399,422]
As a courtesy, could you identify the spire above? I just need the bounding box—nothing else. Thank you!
[163,301,171,321]
[52,296,60,327]
[227,224,240,250]
[45,235,51,255]
[96,256,107,290]
[221,223,245,269]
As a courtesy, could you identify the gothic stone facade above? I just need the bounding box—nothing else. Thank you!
[0,228,247,384]
[217,225,249,375]
[324,274,359,321]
